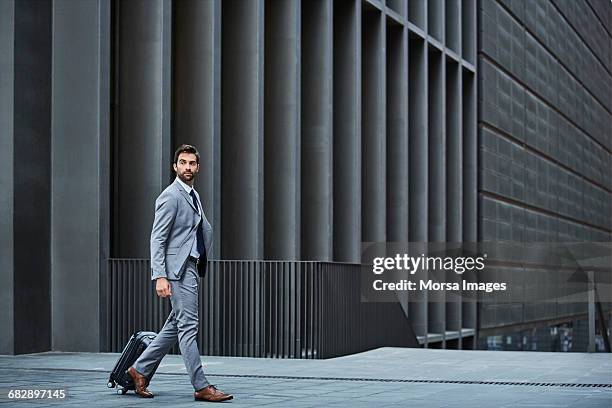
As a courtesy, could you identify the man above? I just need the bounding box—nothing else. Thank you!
[127,144,232,402]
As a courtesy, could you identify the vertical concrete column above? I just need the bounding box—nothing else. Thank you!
[445,60,462,335]
[333,0,362,263]
[115,0,172,258]
[459,21,475,364]
[587,270,595,352]
[386,21,410,319]
[51,0,110,352]
[428,48,445,340]
[428,49,445,242]
[408,38,428,339]
[264,0,300,260]
[386,23,409,242]
[447,61,462,242]
[462,70,477,337]
[362,8,386,243]
[409,38,428,242]
[222,0,264,259]
[462,56,476,239]
[173,0,221,259]
[5,0,53,354]
[301,0,333,261]
[0,0,15,355]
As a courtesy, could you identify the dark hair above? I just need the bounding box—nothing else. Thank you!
[173,144,200,164]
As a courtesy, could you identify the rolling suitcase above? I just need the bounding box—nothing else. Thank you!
[107,331,160,395]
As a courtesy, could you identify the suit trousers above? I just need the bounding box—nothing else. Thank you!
[133,259,209,391]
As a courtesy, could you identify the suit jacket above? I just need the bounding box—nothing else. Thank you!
[150,179,213,281]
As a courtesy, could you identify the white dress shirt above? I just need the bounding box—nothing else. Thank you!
[176,176,201,215]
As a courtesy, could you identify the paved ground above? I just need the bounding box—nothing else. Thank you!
[0,348,610,407]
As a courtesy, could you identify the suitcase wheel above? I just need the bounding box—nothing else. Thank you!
[107,380,115,388]
[117,388,128,395]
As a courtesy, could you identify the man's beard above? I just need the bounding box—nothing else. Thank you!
[178,171,194,183]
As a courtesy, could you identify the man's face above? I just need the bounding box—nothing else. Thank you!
[173,152,199,183]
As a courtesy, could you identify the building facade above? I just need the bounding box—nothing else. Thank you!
[478,0,611,335]
[0,0,610,355]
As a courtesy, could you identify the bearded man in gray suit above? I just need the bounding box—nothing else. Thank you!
[127,144,232,402]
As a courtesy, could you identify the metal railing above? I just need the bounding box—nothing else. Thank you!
[107,259,418,358]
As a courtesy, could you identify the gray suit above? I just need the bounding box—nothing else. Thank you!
[133,179,212,391]
[150,179,213,280]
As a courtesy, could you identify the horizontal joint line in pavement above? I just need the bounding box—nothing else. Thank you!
[2,367,611,388]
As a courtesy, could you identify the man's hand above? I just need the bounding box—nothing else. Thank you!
[156,277,172,298]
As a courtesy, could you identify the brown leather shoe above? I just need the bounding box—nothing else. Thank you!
[194,385,233,402]
[127,366,154,398]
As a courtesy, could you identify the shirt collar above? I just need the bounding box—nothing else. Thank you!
[175,176,194,195]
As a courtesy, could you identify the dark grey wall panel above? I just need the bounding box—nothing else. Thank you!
[221,0,264,259]
[500,0,612,116]
[461,0,476,64]
[427,0,443,42]
[0,0,15,355]
[479,0,524,85]
[497,0,524,22]
[173,0,221,259]
[51,0,109,352]
[487,0,612,152]
[386,22,409,241]
[301,0,333,260]
[333,0,361,263]
[524,32,557,108]
[462,70,477,243]
[264,0,300,260]
[98,0,111,354]
[362,7,386,242]
[386,0,405,18]
[479,59,525,142]
[445,0,460,53]
[13,0,52,354]
[461,76,475,338]
[114,0,172,258]
[587,0,612,37]
[408,0,425,30]
[524,90,557,160]
[582,137,611,190]
[446,60,462,242]
[556,116,582,180]
[552,0,611,79]
[408,38,428,242]
[427,49,446,342]
[479,196,525,243]
[408,38,428,338]
[427,48,445,242]
[478,0,611,332]
[385,16,410,319]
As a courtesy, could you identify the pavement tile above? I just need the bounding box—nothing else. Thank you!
[0,349,610,407]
